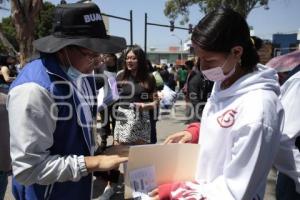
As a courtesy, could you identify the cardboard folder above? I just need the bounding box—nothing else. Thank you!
[124,143,200,199]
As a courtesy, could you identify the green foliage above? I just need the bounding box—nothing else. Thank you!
[164,0,270,23]
[0,1,55,54]
[35,1,55,38]
[164,0,200,24]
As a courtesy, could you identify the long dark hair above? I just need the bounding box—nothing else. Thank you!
[191,8,259,71]
[121,45,154,90]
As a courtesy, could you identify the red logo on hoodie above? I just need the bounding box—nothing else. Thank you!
[217,109,237,128]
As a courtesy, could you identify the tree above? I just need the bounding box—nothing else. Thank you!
[34,2,55,38]
[164,0,270,24]
[0,1,54,57]
[10,0,43,66]
[0,16,17,54]
[0,0,14,54]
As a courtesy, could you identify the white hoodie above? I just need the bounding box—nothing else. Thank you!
[274,70,300,193]
[167,65,284,200]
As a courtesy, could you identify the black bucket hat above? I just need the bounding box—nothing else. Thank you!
[33,2,126,53]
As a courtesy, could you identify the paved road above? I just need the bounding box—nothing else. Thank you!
[4,100,276,199]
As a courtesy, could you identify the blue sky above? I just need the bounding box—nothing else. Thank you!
[1,0,299,50]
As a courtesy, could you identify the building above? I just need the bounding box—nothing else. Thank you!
[273,33,299,56]
[147,46,190,65]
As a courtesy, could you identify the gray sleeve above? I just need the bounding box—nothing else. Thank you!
[7,83,88,186]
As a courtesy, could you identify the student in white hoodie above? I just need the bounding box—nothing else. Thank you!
[274,69,300,199]
[149,8,284,200]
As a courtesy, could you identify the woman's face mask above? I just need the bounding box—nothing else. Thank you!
[201,57,236,82]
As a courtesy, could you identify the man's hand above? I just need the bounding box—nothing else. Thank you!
[84,155,128,172]
[163,131,192,144]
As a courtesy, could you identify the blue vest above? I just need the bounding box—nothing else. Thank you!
[10,54,97,200]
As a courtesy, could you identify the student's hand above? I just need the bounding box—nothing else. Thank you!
[148,188,159,200]
[163,131,192,144]
[84,155,128,172]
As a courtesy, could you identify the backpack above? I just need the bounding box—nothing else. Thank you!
[152,71,164,90]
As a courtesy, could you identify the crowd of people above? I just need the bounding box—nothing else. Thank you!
[1,2,300,200]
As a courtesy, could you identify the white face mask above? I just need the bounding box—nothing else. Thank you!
[64,49,87,81]
[201,58,236,82]
[67,66,84,81]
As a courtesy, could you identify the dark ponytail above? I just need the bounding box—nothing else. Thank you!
[191,8,259,71]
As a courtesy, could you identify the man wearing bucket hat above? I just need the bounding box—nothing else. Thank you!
[7,2,127,200]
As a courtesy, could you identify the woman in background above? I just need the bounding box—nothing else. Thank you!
[114,46,158,145]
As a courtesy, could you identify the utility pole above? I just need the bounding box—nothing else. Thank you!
[102,10,133,46]
[171,33,183,63]
[75,0,133,46]
[144,13,148,55]
[144,12,193,58]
